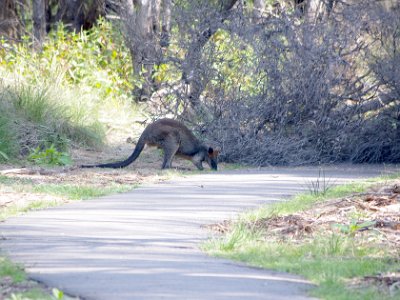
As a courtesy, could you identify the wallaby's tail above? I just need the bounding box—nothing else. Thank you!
[81,137,145,169]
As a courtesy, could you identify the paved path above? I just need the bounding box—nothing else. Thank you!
[0,166,395,299]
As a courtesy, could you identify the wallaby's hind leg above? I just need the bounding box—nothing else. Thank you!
[161,138,180,169]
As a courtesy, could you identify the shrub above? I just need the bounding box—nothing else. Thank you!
[0,18,134,101]
[28,145,72,166]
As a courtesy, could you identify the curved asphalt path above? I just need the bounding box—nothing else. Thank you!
[0,166,396,299]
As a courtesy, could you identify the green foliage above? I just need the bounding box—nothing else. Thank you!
[28,145,72,166]
[216,223,258,252]
[0,174,138,221]
[0,257,56,300]
[52,288,64,300]
[0,19,145,161]
[208,29,261,95]
[13,86,54,124]
[0,151,9,160]
[0,19,134,99]
[0,257,26,283]
[0,105,18,162]
[6,289,54,300]
[1,82,105,155]
[206,226,399,300]
[0,175,33,185]
[153,63,180,84]
[333,220,376,237]
[7,294,29,300]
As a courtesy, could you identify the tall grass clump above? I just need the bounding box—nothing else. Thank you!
[0,19,140,161]
[0,100,18,162]
[0,80,104,157]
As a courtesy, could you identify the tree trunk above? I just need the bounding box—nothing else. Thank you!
[120,0,166,101]
[253,0,265,21]
[52,0,105,32]
[161,0,171,47]
[33,0,46,48]
[183,0,238,108]
[304,0,337,21]
[57,0,84,31]
[0,0,21,40]
[83,0,106,30]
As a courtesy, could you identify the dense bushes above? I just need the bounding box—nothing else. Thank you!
[0,19,134,100]
[152,1,400,165]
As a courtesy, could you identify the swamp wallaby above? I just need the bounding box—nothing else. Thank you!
[81,118,218,170]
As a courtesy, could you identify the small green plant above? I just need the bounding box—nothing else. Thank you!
[52,288,64,300]
[6,289,54,300]
[306,169,333,196]
[0,150,9,160]
[333,220,376,237]
[28,145,72,166]
[218,223,250,251]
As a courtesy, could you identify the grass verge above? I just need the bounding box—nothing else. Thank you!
[0,257,58,300]
[204,174,400,300]
[0,174,138,221]
[0,172,139,299]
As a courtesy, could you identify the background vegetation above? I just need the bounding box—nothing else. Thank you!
[0,14,137,163]
[0,0,399,166]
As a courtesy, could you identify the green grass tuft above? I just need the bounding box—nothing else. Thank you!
[32,183,137,200]
[0,175,138,220]
[8,289,55,300]
[0,257,26,283]
[245,181,371,222]
[205,233,399,300]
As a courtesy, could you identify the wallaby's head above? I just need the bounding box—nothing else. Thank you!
[192,146,219,171]
[206,147,219,170]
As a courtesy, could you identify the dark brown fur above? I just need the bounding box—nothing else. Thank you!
[81,119,218,170]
